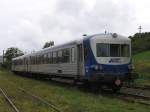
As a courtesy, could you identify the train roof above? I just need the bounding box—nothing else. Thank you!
[13,40,79,60]
[13,33,130,60]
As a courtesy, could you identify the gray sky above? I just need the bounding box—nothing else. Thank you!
[0,0,150,54]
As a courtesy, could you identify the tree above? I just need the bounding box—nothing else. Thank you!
[3,47,24,69]
[129,32,150,54]
[43,41,54,49]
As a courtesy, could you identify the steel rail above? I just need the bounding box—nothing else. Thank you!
[18,87,62,112]
[125,86,150,91]
[118,92,150,105]
[119,92,150,100]
[0,88,20,112]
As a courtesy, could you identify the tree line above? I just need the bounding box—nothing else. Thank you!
[129,32,150,54]
[2,41,54,69]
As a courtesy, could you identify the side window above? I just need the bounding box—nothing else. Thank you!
[51,52,53,64]
[58,50,62,63]
[56,51,59,63]
[42,55,45,64]
[35,56,37,64]
[23,58,25,65]
[63,49,70,63]
[44,54,47,64]
[30,57,32,65]
[45,53,48,64]
[52,52,57,64]
[36,56,38,64]
[71,47,75,63]
[29,56,34,65]
[39,55,43,64]
[31,56,33,65]
[48,52,52,64]
[38,56,40,64]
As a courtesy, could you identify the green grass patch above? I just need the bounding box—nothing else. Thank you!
[133,50,150,86]
[0,70,149,112]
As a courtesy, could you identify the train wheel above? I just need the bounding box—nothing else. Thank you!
[73,79,77,86]
[112,84,123,93]
[112,86,121,93]
[89,82,100,93]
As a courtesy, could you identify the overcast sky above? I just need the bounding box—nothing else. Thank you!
[0,0,150,54]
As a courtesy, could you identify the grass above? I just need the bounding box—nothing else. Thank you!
[133,50,150,86]
[0,70,149,112]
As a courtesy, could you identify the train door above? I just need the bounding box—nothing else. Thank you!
[24,58,27,72]
[26,58,28,72]
[25,57,29,72]
[28,57,31,72]
[77,44,84,76]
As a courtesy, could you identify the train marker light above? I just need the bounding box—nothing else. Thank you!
[112,33,118,38]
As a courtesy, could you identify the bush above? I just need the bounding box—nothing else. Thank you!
[130,32,150,54]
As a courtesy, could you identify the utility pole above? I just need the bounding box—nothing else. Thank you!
[138,26,142,33]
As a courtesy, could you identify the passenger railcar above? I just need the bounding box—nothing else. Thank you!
[12,33,134,91]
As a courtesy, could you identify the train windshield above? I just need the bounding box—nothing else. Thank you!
[96,43,130,57]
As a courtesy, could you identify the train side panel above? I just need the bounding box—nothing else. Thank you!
[29,63,78,76]
[12,43,84,79]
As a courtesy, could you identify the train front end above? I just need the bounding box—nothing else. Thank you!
[83,33,134,89]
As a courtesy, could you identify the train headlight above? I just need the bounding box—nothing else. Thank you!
[112,33,118,38]
[128,64,134,70]
[91,65,103,71]
[94,65,99,70]
[99,65,103,70]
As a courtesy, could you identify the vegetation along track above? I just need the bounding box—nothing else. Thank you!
[0,81,62,112]
[0,87,20,112]
[18,87,62,112]
[118,86,150,105]
[127,85,150,91]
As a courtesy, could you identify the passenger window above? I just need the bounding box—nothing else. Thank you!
[50,52,53,63]
[35,56,37,64]
[48,53,51,64]
[44,54,47,64]
[58,50,62,63]
[46,53,49,64]
[52,52,57,64]
[39,55,43,64]
[63,49,70,63]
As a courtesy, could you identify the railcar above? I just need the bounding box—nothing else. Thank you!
[12,33,135,91]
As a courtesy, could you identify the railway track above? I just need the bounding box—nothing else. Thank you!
[18,87,62,112]
[0,85,62,112]
[118,92,150,105]
[98,85,150,106]
[0,87,20,112]
[126,85,150,91]
[118,87,150,105]
[1,76,150,112]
